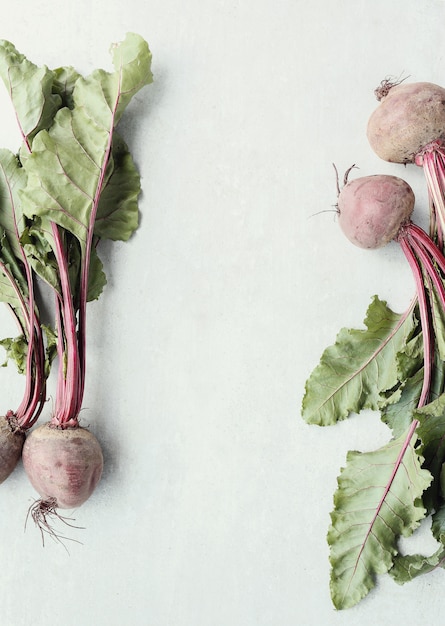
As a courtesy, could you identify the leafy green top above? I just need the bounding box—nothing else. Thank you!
[0,33,153,428]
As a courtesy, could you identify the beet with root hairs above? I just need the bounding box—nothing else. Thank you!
[367,81,445,164]
[337,174,415,249]
[22,424,103,510]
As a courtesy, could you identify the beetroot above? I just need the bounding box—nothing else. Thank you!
[367,81,445,164]
[367,80,445,251]
[337,172,445,408]
[338,174,414,249]
[0,415,26,484]
[22,424,103,510]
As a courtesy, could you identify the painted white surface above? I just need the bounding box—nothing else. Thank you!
[0,1,444,624]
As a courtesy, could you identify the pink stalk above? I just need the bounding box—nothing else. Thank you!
[48,75,121,427]
[416,141,445,249]
[74,71,122,422]
[9,142,47,429]
[13,104,82,430]
[50,224,81,428]
[398,220,445,408]
[408,236,445,314]
[409,222,445,275]
[0,254,46,428]
[10,207,45,427]
[399,236,433,408]
[53,295,66,413]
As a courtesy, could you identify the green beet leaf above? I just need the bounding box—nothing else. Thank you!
[52,65,82,109]
[95,134,140,241]
[389,546,445,584]
[389,504,445,584]
[431,285,445,361]
[20,32,152,255]
[328,423,432,610]
[302,296,417,425]
[0,232,28,314]
[0,148,56,378]
[0,149,31,329]
[20,218,60,295]
[0,335,28,373]
[380,368,424,438]
[0,148,28,259]
[0,40,62,148]
[415,394,445,509]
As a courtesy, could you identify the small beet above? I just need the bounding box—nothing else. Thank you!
[337,174,415,249]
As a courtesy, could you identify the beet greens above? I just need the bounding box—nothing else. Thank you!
[19,33,152,429]
[303,119,445,606]
[0,38,70,442]
[0,34,153,537]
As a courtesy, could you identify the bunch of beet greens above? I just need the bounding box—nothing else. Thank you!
[0,34,152,543]
[302,81,445,609]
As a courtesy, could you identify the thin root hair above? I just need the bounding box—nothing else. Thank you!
[308,207,339,220]
[374,73,410,101]
[333,163,357,196]
[25,497,84,550]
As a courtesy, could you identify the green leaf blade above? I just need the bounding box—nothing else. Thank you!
[0,148,28,257]
[380,368,424,438]
[20,33,152,252]
[0,334,28,373]
[390,548,445,584]
[52,65,82,109]
[389,505,445,584]
[20,110,102,248]
[95,135,140,241]
[329,425,432,609]
[302,297,417,426]
[414,394,445,510]
[0,39,62,144]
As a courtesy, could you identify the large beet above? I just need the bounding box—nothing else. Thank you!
[338,174,415,249]
[367,81,445,163]
[22,423,103,509]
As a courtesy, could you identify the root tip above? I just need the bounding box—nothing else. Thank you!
[25,497,84,548]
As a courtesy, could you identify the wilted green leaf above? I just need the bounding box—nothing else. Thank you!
[0,334,28,373]
[389,545,444,584]
[21,218,60,294]
[389,505,445,584]
[42,323,57,377]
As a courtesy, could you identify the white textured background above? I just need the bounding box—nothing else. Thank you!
[0,1,444,625]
